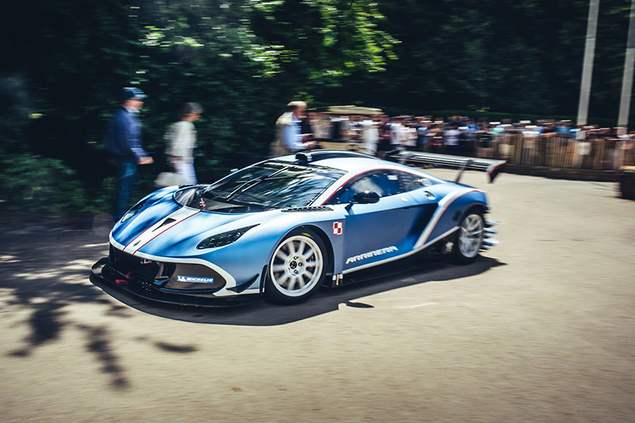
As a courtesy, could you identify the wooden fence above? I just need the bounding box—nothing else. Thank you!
[476,134,635,171]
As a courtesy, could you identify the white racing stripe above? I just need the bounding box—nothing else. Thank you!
[342,226,459,274]
[414,188,480,248]
[343,188,481,275]
[123,207,200,254]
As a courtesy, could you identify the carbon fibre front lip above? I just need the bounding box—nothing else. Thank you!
[90,258,259,308]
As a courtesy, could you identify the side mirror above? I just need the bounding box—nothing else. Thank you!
[352,191,380,204]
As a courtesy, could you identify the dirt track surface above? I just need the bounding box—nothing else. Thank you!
[1,170,634,423]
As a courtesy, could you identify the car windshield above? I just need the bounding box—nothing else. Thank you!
[175,161,344,211]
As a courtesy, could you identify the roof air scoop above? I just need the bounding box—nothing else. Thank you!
[295,152,310,165]
[294,150,376,165]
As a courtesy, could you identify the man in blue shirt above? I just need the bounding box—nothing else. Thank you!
[104,87,154,221]
[270,101,315,156]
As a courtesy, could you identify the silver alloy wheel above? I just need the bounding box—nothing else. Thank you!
[270,235,324,297]
[458,214,484,258]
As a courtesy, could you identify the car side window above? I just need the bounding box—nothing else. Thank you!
[397,171,431,192]
[330,171,401,204]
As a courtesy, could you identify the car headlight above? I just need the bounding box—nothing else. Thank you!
[120,200,146,223]
[196,225,258,249]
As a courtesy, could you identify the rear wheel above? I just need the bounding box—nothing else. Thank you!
[452,212,484,263]
[265,230,327,304]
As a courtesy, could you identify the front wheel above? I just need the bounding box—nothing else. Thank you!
[265,230,327,304]
[452,212,484,264]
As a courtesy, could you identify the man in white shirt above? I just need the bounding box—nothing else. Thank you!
[390,118,403,149]
[360,118,379,155]
[443,124,461,154]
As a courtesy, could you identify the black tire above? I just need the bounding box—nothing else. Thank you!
[452,211,485,264]
[265,229,328,305]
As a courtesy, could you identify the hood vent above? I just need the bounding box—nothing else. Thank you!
[153,218,176,231]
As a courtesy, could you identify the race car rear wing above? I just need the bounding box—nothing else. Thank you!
[386,150,506,184]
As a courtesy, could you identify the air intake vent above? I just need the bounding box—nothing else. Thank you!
[154,218,176,231]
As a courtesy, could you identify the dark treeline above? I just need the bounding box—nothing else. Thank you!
[0,0,632,213]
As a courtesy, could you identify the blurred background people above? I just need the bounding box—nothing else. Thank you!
[309,112,331,142]
[443,123,460,154]
[415,117,429,151]
[330,115,351,142]
[164,102,203,186]
[389,117,404,150]
[104,87,153,221]
[360,117,378,155]
[376,115,392,158]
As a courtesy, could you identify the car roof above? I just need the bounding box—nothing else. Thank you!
[275,153,438,179]
[314,157,410,173]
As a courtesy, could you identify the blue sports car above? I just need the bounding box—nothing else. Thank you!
[92,151,504,305]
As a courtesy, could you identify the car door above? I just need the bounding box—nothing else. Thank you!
[328,171,422,270]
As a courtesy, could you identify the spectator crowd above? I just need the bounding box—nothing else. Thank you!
[299,111,635,158]
[105,94,634,221]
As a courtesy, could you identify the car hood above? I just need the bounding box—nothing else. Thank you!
[110,194,277,256]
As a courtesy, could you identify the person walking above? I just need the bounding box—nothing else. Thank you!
[376,115,392,158]
[164,102,202,186]
[270,101,315,156]
[360,117,378,155]
[443,123,461,154]
[104,87,153,222]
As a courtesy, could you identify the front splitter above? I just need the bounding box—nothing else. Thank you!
[90,257,260,308]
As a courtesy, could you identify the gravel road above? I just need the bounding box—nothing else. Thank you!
[0,169,633,422]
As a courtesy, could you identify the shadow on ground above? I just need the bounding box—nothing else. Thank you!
[1,225,504,390]
[93,253,505,326]
[0,228,199,390]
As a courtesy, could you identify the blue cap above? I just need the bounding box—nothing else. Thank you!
[121,87,146,101]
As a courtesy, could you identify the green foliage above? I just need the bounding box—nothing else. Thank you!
[345,0,632,119]
[251,0,398,90]
[0,154,109,215]
[1,0,634,216]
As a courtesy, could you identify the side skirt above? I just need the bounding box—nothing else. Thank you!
[330,226,459,287]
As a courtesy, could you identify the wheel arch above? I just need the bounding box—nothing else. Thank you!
[463,203,488,217]
[261,224,336,293]
[294,224,335,278]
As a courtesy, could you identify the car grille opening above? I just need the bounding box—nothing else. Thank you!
[109,245,166,281]
[108,245,226,292]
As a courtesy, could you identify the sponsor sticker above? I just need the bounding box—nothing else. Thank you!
[333,221,343,235]
[345,245,399,265]
[176,275,215,284]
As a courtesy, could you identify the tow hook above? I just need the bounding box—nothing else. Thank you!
[114,272,132,286]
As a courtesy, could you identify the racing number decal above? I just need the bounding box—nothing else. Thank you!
[333,221,343,236]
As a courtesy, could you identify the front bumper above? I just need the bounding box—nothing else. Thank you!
[90,253,260,307]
